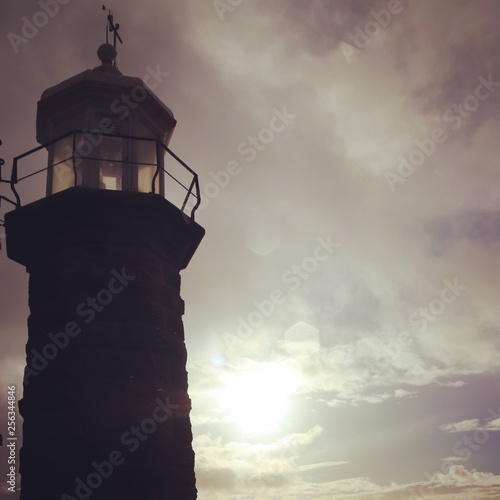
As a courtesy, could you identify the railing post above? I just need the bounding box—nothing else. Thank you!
[152,139,161,195]
[190,176,201,220]
[181,178,196,214]
[11,158,21,207]
[72,132,78,187]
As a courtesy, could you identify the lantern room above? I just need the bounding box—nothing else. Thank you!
[37,43,176,197]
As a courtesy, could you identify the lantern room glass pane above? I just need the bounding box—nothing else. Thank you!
[138,164,159,193]
[51,134,81,194]
[137,138,159,193]
[99,137,123,190]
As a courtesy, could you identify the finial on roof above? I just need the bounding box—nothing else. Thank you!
[95,42,122,74]
[97,43,117,65]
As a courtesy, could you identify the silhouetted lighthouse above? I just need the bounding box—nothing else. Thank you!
[4,41,204,500]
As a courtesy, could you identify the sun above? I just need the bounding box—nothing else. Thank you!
[217,361,302,433]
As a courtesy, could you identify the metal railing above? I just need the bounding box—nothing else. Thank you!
[0,130,201,221]
[0,139,15,227]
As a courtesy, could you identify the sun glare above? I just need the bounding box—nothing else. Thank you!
[218,361,302,433]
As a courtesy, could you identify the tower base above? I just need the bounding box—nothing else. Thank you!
[6,187,204,500]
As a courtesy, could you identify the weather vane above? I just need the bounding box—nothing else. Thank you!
[102,5,123,49]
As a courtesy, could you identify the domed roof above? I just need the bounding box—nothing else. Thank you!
[37,45,176,144]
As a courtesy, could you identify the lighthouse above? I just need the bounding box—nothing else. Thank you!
[4,40,204,500]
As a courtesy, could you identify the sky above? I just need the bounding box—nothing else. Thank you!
[1,0,500,499]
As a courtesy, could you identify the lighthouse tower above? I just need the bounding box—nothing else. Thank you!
[4,42,204,500]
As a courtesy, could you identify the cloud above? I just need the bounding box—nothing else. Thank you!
[297,461,349,472]
[439,380,466,388]
[440,417,500,433]
[194,461,500,500]
[426,465,500,491]
[440,419,481,433]
[193,425,325,495]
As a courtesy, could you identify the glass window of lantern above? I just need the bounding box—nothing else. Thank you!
[137,138,159,193]
[51,134,82,194]
[99,136,123,190]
